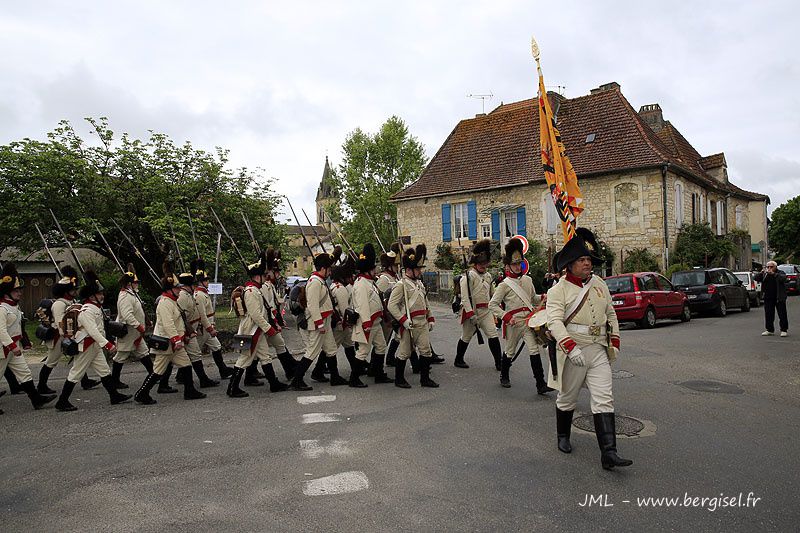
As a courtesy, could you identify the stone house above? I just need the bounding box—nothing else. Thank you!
[391,82,770,273]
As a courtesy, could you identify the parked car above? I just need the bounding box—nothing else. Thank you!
[671,268,750,316]
[777,264,799,294]
[605,272,691,328]
[734,271,762,307]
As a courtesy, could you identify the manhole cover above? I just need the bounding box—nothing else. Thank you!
[675,380,744,394]
[612,370,634,379]
[572,414,645,437]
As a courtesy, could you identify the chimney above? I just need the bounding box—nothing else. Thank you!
[638,103,665,133]
[547,91,566,120]
[590,82,620,95]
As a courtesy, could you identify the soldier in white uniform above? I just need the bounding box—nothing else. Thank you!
[174,267,221,389]
[330,257,366,387]
[54,270,132,411]
[192,259,235,381]
[454,239,503,371]
[546,228,631,470]
[109,265,154,389]
[261,249,298,381]
[376,243,401,367]
[489,237,555,394]
[387,244,438,388]
[133,262,206,405]
[352,243,392,384]
[0,263,56,413]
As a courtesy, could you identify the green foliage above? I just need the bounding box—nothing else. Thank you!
[672,223,735,267]
[525,238,549,292]
[0,118,285,296]
[769,196,800,261]
[332,116,427,248]
[622,247,660,273]
[434,243,457,270]
[665,263,691,280]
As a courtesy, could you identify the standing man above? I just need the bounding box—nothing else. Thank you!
[388,244,438,388]
[454,239,503,370]
[546,228,631,470]
[489,236,554,394]
[176,268,220,388]
[261,249,298,381]
[193,259,235,380]
[38,266,80,394]
[756,261,789,337]
[1,263,56,413]
[110,265,154,389]
[54,270,132,411]
[352,243,392,384]
[376,243,401,367]
[330,257,366,387]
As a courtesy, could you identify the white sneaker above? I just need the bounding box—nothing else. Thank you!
[780,331,788,337]
[761,331,774,336]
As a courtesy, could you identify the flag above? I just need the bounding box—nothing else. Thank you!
[538,68,584,242]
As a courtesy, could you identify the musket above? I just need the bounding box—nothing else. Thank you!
[92,221,125,274]
[34,223,62,277]
[48,209,85,275]
[186,207,201,259]
[322,206,358,260]
[111,219,161,285]
[163,204,185,273]
[395,225,414,341]
[282,196,315,259]
[209,206,250,272]
[361,206,386,253]
[456,232,484,345]
[241,212,261,255]
[301,208,329,254]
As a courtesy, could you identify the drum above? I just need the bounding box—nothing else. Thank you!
[526,307,551,344]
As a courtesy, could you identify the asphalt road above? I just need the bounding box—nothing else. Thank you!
[2,297,799,532]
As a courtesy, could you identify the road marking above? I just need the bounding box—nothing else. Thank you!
[299,439,352,459]
[297,395,337,405]
[302,471,369,496]
[302,413,342,424]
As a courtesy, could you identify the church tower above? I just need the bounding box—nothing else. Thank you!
[315,156,337,233]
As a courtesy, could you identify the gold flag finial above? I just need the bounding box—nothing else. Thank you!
[530,36,540,62]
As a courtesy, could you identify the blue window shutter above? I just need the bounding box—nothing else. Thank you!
[442,203,451,242]
[516,206,527,237]
[467,200,477,240]
[491,210,500,241]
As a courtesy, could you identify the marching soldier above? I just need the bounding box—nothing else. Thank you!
[226,252,291,398]
[110,265,154,389]
[352,243,392,384]
[454,239,503,371]
[133,262,206,405]
[387,244,438,388]
[489,237,555,394]
[192,259,235,380]
[54,270,132,411]
[376,243,401,367]
[330,256,366,387]
[1,263,56,413]
[546,228,632,470]
[175,265,220,388]
[261,249,298,381]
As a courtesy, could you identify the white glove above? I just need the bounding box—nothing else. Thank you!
[567,347,585,367]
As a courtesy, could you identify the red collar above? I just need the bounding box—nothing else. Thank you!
[245,280,262,289]
[161,291,178,301]
[1,296,17,306]
[310,272,326,281]
[565,272,591,287]
[358,273,374,281]
[64,295,75,301]
[195,286,208,294]
[381,270,397,279]
[505,269,522,279]
[83,299,102,308]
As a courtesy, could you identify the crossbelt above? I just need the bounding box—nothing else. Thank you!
[566,324,607,336]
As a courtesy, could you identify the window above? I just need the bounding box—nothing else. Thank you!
[674,182,684,226]
[542,194,559,235]
[502,210,517,238]
[480,223,491,239]
[715,201,724,235]
[657,275,673,291]
[606,276,634,294]
[699,193,705,222]
[640,274,659,291]
[709,270,726,284]
[453,202,468,239]
[735,205,744,228]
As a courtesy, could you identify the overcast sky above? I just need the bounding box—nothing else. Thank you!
[2,0,798,222]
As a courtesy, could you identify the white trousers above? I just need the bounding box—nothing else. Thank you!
[555,343,614,414]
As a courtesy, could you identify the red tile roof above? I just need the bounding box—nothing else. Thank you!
[393,87,767,202]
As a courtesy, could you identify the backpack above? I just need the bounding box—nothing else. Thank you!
[230,286,247,318]
[60,303,82,338]
[289,283,307,316]
[451,274,463,314]
[35,298,54,326]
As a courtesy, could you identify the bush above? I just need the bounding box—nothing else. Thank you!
[622,248,660,273]
[673,223,734,267]
[665,263,691,280]
[434,243,457,270]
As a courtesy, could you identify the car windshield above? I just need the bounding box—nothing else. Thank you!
[605,276,634,294]
[778,265,794,274]
[734,273,749,284]
[672,271,706,286]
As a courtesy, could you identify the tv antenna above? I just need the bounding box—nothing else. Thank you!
[467,93,494,114]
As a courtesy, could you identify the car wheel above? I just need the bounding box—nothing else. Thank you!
[680,304,691,322]
[638,307,657,329]
[741,296,751,312]
[716,298,727,317]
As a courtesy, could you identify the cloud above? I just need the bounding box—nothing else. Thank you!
[726,150,800,211]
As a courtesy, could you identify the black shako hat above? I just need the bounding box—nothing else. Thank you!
[469,239,492,265]
[356,243,376,273]
[402,244,427,269]
[79,269,104,299]
[247,251,267,276]
[190,258,209,282]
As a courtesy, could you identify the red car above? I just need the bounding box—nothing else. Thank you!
[604,272,691,328]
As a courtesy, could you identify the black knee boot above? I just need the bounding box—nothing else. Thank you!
[327,356,348,386]
[410,350,420,374]
[244,360,264,386]
[372,353,392,383]
[55,380,78,411]
[419,357,439,388]
[37,365,57,394]
[276,351,297,381]
[158,363,178,393]
[134,372,160,405]
[212,349,234,379]
[22,380,56,409]
[262,363,289,392]
[140,356,154,374]
[429,343,445,364]
[385,338,399,367]
[500,355,512,388]
[289,357,314,391]
[111,361,129,389]
[594,413,633,470]
[394,358,411,389]
[488,337,502,371]
[101,375,132,405]
[178,366,206,400]
[556,408,574,453]
[5,367,23,394]
[227,366,249,398]
[454,339,469,368]
[311,353,330,382]
[345,347,367,388]
[192,360,219,388]
[81,373,100,390]
[530,353,555,395]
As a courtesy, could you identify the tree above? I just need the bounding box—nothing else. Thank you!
[622,248,660,273]
[331,116,427,249]
[0,118,285,294]
[769,195,800,261]
[672,223,734,267]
